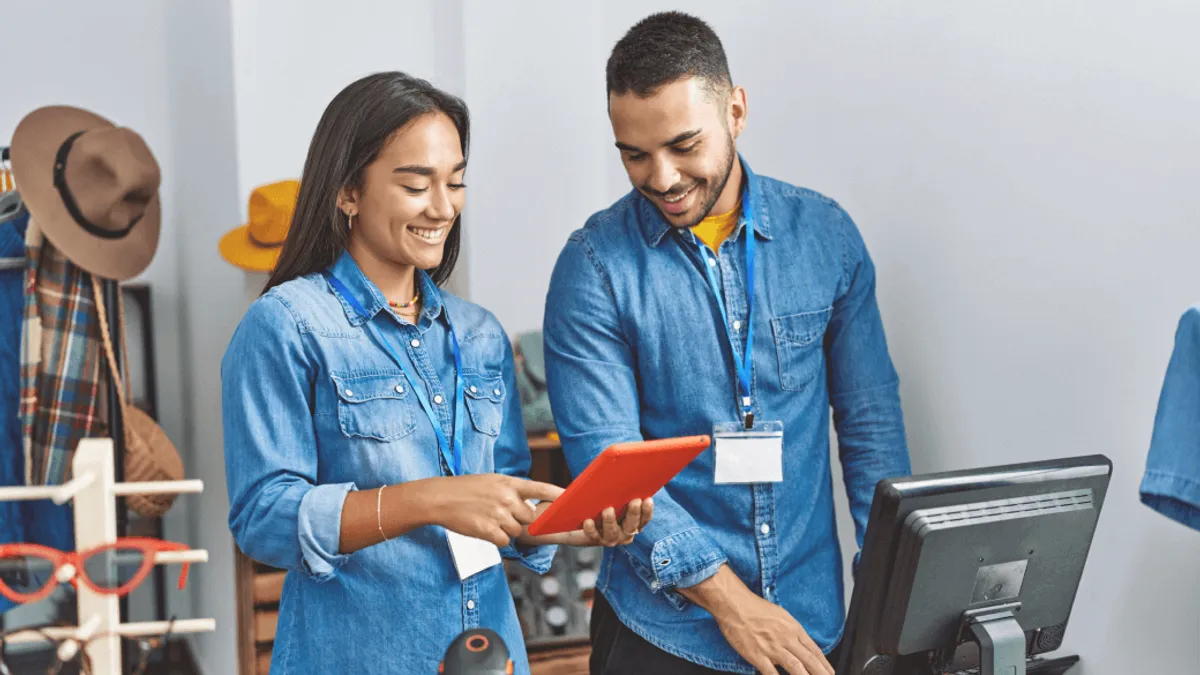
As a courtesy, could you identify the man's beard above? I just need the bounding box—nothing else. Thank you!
[641,134,738,229]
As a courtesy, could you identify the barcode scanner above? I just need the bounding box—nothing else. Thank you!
[439,628,513,675]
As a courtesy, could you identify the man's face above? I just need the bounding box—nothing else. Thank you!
[609,77,744,228]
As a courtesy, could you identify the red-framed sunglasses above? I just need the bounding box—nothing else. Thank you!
[0,537,191,604]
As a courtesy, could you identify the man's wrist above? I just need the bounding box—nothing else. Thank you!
[677,564,745,618]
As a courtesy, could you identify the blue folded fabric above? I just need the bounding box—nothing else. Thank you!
[1141,306,1200,532]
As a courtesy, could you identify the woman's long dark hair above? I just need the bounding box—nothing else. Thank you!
[265,71,469,292]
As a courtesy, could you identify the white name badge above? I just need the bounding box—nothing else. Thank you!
[713,420,784,484]
[446,530,502,581]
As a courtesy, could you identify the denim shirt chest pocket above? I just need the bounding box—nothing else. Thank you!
[771,307,832,391]
[463,372,505,437]
[331,371,418,441]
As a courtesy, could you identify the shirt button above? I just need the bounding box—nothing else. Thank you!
[410,339,421,348]
[760,523,770,535]
[732,320,742,331]
[707,257,717,267]
[493,388,502,396]
[394,385,405,394]
[434,395,445,405]
[466,600,475,610]
[469,386,478,394]
[343,390,353,397]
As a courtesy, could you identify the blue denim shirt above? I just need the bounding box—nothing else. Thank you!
[544,159,911,673]
[223,251,554,675]
[1140,305,1200,531]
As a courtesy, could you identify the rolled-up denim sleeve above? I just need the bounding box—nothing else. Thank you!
[1140,307,1200,530]
[223,295,355,582]
[491,330,557,573]
[826,207,912,553]
[545,234,726,609]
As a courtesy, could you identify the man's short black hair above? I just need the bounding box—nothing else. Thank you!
[607,11,732,100]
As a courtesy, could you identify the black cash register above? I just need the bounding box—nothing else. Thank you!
[837,455,1111,675]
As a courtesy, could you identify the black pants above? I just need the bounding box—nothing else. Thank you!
[590,592,842,675]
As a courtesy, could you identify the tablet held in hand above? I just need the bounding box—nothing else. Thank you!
[526,435,711,536]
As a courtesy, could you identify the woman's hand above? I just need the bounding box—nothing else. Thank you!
[520,498,654,548]
[430,474,565,548]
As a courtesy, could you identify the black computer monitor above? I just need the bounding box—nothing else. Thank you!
[837,455,1112,675]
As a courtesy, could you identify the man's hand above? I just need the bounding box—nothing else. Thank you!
[520,498,654,547]
[679,566,833,675]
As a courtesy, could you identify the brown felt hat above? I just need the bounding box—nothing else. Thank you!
[10,106,161,281]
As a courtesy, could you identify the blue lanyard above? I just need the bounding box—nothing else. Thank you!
[325,273,465,476]
[697,184,756,429]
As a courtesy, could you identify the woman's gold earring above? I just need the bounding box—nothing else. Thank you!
[347,213,354,230]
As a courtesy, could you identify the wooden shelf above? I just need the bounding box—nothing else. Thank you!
[254,571,286,605]
[530,644,591,675]
[255,610,278,644]
[528,435,562,452]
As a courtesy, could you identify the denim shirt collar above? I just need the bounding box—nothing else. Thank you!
[326,249,445,327]
[639,154,774,248]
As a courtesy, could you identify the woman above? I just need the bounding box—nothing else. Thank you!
[222,72,652,674]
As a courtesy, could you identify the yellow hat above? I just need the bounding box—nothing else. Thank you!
[219,179,300,272]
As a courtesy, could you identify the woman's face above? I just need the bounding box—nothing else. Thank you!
[345,111,466,272]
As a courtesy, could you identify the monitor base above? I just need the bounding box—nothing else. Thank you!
[968,609,1027,675]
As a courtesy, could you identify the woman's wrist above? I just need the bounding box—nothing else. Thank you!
[381,477,445,535]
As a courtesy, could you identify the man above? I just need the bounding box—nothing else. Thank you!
[544,11,912,675]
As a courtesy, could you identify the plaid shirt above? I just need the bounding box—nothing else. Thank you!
[20,218,105,485]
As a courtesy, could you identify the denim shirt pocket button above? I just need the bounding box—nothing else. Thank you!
[332,372,418,441]
[771,307,833,392]
[463,373,505,437]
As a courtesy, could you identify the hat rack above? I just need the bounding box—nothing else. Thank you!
[5,120,184,667]
[0,438,215,675]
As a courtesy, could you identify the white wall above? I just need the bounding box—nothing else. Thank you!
[461,0,613,334]
[461,2,1200,673]
[163,1,242,672]
[229,0,438,206]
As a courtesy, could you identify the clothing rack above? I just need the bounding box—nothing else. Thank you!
[3,136,168,657]
[0,438,214,674]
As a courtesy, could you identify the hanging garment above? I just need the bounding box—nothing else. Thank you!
[0,192,24,271]
[0,200,29,615]
[20,218,106,486]
[1141,305,1200,531]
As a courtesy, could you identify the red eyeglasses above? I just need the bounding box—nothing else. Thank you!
[0,538,191,604]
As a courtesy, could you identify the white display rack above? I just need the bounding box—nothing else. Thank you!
[0,438,214,674]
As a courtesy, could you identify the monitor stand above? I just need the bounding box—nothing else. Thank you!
[967,608,1027,675]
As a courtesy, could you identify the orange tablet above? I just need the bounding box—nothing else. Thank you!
[526,435,711,536]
